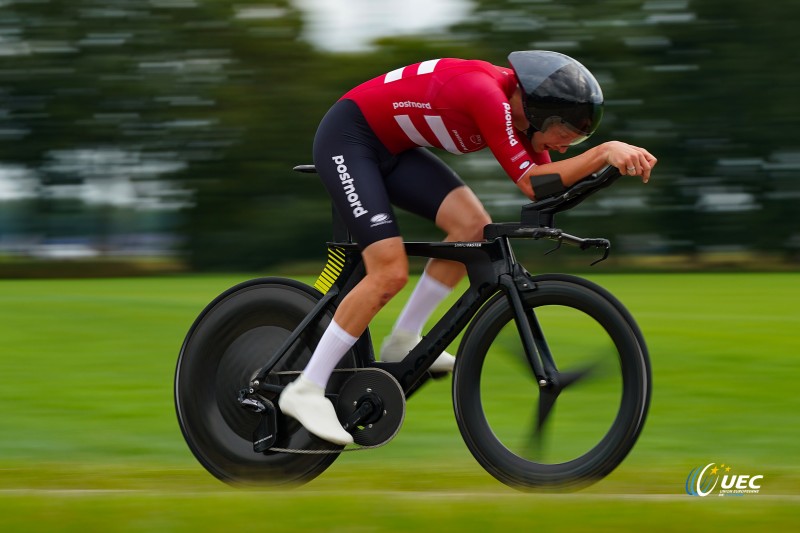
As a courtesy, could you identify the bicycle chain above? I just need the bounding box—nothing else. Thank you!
[267,443,386,454]
[263,369,399,455]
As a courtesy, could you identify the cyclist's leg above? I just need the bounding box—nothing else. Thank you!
[279,238,408,445]
[381,149,491,369]
[280,100,409,444]
[428,185,492,284]
[385,148,491,287]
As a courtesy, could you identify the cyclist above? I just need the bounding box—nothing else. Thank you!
[280,50,657,444]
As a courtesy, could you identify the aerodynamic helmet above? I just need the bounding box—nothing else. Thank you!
[508,50,604,145]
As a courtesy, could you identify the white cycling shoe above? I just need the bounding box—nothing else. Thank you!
[380,329,455,373]
[278,375,354,445]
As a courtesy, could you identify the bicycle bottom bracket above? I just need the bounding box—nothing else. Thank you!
[335,369,405,447]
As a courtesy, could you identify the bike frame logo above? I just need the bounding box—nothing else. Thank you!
[685,463,763,497]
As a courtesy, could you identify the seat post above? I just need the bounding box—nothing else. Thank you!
[293,164,354,244]
[331,204,353,243]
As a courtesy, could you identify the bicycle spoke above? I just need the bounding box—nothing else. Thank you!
[522,385,559,459]
[524,362,603,460]
[558,363,598,389]
[537,388,559,431]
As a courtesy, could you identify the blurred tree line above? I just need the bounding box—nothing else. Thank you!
[0,0,797,272]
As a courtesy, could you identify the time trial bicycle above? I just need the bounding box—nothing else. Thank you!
[174,165,651,490]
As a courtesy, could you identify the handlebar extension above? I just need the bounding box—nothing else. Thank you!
[483,166,621,264]
[522,165,622,228]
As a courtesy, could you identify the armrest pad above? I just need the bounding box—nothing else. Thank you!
[530,173,565,199]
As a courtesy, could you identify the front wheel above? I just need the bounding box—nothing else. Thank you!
[453,279,651,490]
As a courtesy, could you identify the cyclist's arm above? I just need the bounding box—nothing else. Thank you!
[518,142,657,198]
[515,145,610,199]
[517,141,658,199]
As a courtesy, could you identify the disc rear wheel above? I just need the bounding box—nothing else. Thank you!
[174,278,357,485]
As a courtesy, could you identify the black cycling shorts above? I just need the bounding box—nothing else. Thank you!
[313,98,465,249]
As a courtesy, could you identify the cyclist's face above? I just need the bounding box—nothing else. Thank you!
[531,124,581,154]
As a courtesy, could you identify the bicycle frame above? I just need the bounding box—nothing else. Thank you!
[252,233,552,399]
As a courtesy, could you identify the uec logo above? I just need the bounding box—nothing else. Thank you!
[685,463,763,497]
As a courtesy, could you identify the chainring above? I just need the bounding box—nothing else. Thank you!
[335,368,405,447]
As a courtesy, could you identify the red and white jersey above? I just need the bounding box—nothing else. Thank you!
[341,58,551,183]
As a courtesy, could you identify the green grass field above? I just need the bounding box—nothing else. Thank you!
[0,272,798,532]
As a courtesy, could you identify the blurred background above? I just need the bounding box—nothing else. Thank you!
[0,0,797,274]
[1,4,798,529]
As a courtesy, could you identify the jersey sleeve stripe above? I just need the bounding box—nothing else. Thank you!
[384,66,405,84]
[424,115,463,154]
[514,167,531,183]
[416,59,440,75]
[394,115,433,147]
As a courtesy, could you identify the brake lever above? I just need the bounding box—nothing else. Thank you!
[541,234,610,265]
[543,235,564,256]
[584,239,611,266]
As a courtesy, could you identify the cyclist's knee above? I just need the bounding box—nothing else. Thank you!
[467,211,492,241]
[364,263,408,306]
[375,268,408,302]
[437,187,492,241]
[362,237,409,302]
[447,210,492,242]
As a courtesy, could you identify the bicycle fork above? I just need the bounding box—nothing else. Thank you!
[502,267,588,437]
[499,265,558,389]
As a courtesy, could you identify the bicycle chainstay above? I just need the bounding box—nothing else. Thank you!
[261,368,406,454]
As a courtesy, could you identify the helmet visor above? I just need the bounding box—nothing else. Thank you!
[539,114,601,146]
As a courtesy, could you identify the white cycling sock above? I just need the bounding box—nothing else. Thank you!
[303,320,358,388]
[392,270,453,336]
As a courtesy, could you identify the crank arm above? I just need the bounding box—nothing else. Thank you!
[341,400,375,431]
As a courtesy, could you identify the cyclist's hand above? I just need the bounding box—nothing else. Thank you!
[603,141,657,183]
